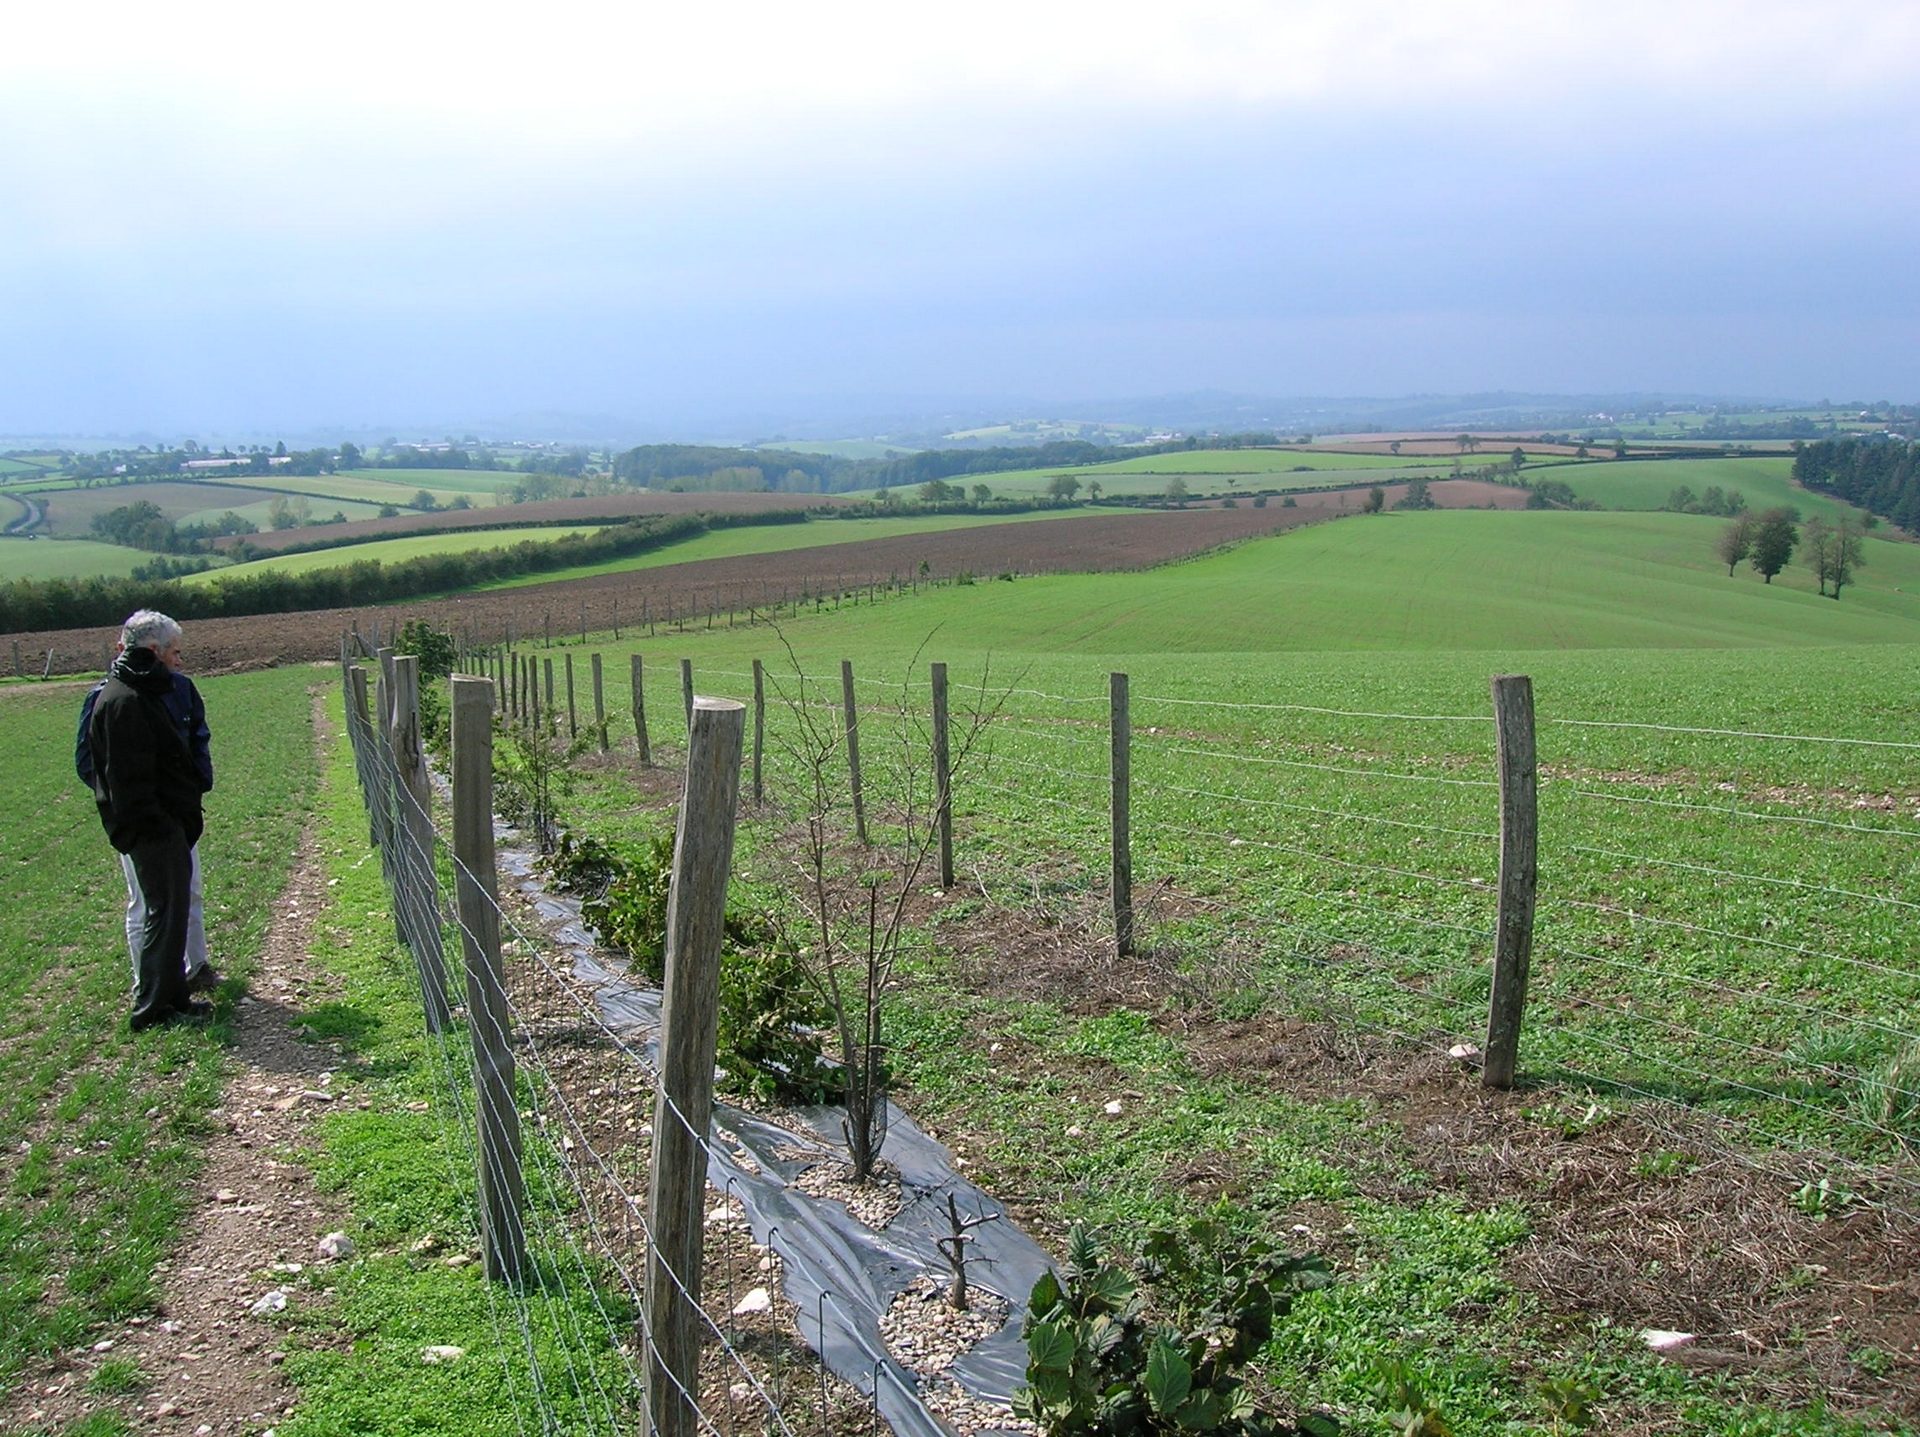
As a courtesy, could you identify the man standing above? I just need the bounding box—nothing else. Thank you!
[76,619,218,993]
[85,610,211,1030]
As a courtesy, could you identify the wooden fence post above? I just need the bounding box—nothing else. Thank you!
[450,676,527,1283]
[841,659,868,845]
[932,661,953,889]
[1484,674,1538,1089]
[390,656,452,1032]
[751,658,765,805]
[11,640,19,680]
[643,696,746,1437]
[346,665,381,850]
[544,658,555,717]
[42,650,54,680]
[591,652,608,752]
[1110,671,1133,958]
[580,599,588,644]
[632,654,651,766]
[565,653,577,740]
[680,658,694,728]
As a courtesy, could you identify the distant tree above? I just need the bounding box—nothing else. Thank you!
[1252,493,1268,508]
[1666,485,1697,513]
[273,439,287,458]
[1455,433,1477,454]
[1575,444,1589,458]
[267,494,295,530]
[1389,440,1403,455]
[918,478,961,503]
[411,489,440,511]
[338,441,363,469]
[1221,496,1237,507]
[970,483,992,503]
[1085,480,1102,501]
[1715,514,1755,576]
[1363,486,1386,513]
[1612,439,1628,459]
[1393,478,1435,510]
[1046,474,1081,503]
[1163,477,1188,506]
[1509,447,1526,472]
[1803,516,1867,599]
[449,494,472,510]
[377,504,399,518]
[1748,508,1799,583]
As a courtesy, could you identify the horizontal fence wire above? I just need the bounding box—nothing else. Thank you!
[353,644,1920,1432]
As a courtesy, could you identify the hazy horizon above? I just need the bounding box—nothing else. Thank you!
[4,1,1916,436]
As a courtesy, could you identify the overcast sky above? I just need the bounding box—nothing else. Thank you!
[4,0,1917,439]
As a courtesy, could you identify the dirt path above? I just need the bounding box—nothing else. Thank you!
[6,702,353,1437]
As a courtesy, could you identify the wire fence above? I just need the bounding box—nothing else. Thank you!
[342,631,1920,1433]
[496,643,1920,1202]
[342,656,887,1437]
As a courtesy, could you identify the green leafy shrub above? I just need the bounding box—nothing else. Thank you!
[544,831,833,1103]
[396,619,457,678]
[1016,1221,1336,1437]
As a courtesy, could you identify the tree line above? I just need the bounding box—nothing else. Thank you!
[1713,509,1867,598]
[0,513,714,633]
[1793,438,1920,533]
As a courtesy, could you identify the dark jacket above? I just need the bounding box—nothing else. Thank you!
[76,669,212,793]
[87,648,206,854]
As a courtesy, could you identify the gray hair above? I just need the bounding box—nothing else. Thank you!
[120,609,182,653]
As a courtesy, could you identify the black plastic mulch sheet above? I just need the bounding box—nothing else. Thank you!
[513,860,1052,1437]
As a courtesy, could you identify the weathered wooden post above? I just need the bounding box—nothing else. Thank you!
[680,658,694,728]
[544,657,555,718]
[631,654,651,766]
[751,658,765,805]
[591,652,608,753]
[450,676,527,1283]
[565,652,578,740]
[1484,674,1538,1090]
[1110,671,1133,958]
[42,649,55,680]
[580,598,588,644]
[346,665,381,850]
[11,639,20,680]
[390,656,452,1032]
[841,659,868,845]
[932,661,953,889]
[643,696,746,1437]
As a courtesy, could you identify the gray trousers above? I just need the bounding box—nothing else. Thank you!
[120,846,208,981]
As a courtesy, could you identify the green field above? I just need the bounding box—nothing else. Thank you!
[337,468,517,499]
[212,471,497,510]
[181,523,610,585]
[586,509,1918,653]
[0,668,315,1402]
[1551,456,1865,520]
[0,538,150,581]
[473,503,1919,1434]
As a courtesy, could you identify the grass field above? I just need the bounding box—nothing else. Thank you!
[36,481,270,537]
[1552,456,1864,521]
[0,667,316,1403]
[183,524,611,585]
[502,506,1920,1434]
[0,538,151,581]
[337,468,516,499]
[210,472,496,510]
[580,510,1920,653]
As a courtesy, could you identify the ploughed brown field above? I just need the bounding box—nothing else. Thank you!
[214,489,839,555]
[12,481,1524,673]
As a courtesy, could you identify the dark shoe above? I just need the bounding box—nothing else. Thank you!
[172,1000,216,1023]
[187,965,222,994]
